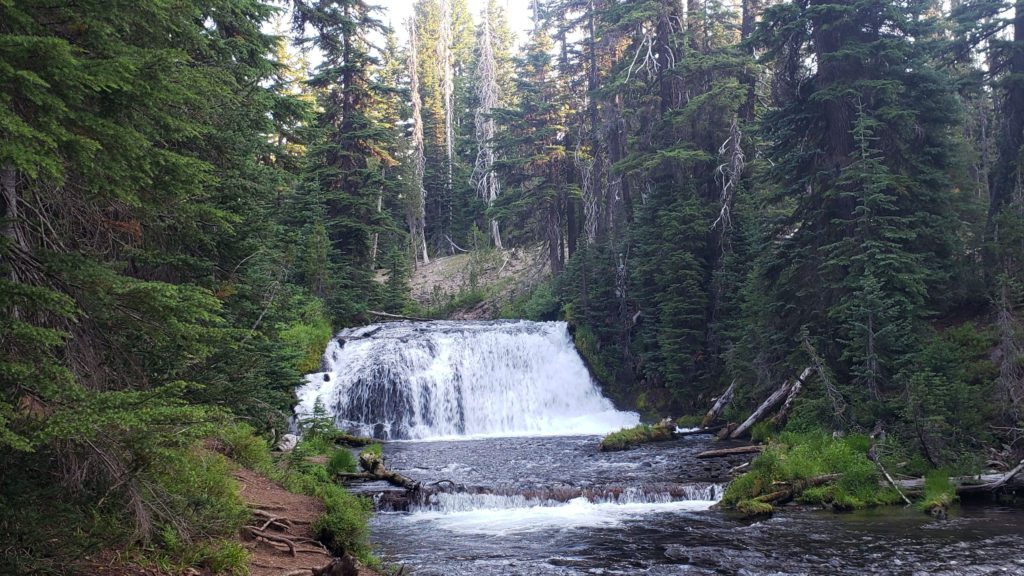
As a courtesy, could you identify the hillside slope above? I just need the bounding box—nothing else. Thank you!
[408,245,550,320]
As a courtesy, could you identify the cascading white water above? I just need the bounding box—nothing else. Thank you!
[294,320,638,440]
[412,484,725,514]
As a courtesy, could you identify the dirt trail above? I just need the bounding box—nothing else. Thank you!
[234,468,380,576]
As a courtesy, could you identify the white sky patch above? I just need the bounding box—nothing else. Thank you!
[375,0,534,45]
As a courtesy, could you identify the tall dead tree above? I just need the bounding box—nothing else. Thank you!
[408,20,430,265]
[471,5,503,249]
[438,0,455,249]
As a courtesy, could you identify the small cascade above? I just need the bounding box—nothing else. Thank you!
[410,483,725,514]
[294,320,638,440]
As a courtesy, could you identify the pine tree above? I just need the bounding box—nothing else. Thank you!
[292,0,396,323]
[755,0,959,404]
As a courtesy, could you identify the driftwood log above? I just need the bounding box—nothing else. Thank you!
[362,450,421,485]
[332,433,376,447]
[893,460,1024,495]
[771,367,813,426]
[701,380,735,428]
[696,445,764,459]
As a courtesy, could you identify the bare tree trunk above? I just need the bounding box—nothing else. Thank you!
[739,0,762,121]
[1,164,17,248]
[408,21,430,265]
[370,191,382,265]
[702,380,736,428]
[0,163,28,286]
[472,5,503,249]
[439,0,455,247]
[731,368,812,439]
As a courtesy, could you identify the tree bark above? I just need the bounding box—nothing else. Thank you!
[893,461,1024,494]
[702,380,736,428]
[730,374,801,439]
[771,367,813,426]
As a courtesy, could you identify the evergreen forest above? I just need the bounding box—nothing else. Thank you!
[3,0,1024,573]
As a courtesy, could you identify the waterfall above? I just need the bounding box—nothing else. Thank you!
[294,320,638,440]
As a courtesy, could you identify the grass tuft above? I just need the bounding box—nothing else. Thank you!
[599,423,674,451]
[722,431,901,514]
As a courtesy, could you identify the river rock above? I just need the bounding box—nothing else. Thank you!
[277,433,299,451]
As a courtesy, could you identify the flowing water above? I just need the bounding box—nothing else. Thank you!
[297,321,1024,575]
[295,320,638,439]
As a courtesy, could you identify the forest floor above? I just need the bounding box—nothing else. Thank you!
[234,467,382,576]
[407,244,549,319]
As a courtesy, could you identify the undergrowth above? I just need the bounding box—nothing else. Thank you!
[219,423,376,565]
[722,431,902,514]
[919,469,957,515]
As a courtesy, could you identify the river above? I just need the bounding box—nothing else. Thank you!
[368,434,1024,575]
[295,320,1024,575]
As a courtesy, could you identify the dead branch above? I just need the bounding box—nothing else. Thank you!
[871,456,911,505]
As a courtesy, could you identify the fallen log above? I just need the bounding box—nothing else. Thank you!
[701,380,736,428]
[754,474,842,505]
[771,367,812,426]
[731,368,811,439]
[730,383,793,439]
[332,433,376,447]
[696,445,765,459]
[953,459,1024,494]
[358,450,420,491]
[890,462,1024,495]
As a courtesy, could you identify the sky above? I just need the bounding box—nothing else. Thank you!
[374,0,534,45]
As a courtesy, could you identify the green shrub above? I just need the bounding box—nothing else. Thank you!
[313,483,374,561]
[599,423,674,451]
[219,423,274,472]
[499,279,560,320]
[919,469,956,515]
[722,431,899,513]
[147,447,249,540]
[750,421,777,443]
[327,449,358,475]
[361,443,383,458]
[278,298,333,373]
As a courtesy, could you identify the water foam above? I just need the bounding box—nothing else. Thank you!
[294,320,638,440]
[403,497,718,535]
